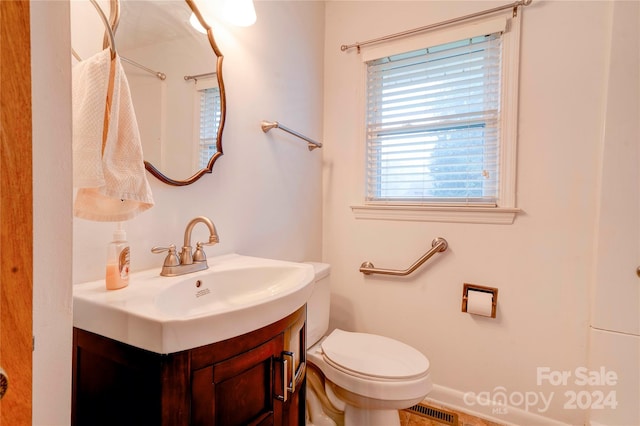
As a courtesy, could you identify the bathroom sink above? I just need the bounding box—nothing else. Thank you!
[73,254,315,354]
[155,264,312,316]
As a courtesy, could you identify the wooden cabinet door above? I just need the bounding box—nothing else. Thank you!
[191,333,285,426]
[72,330,165,426]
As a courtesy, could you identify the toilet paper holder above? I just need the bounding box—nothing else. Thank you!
[461,283,498,318]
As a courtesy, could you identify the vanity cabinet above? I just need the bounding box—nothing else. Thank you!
[72,305,306,426]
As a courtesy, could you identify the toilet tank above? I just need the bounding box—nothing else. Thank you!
[305,262,331,349]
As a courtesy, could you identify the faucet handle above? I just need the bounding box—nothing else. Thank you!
[151,244,180,267]
[193,242,208,262]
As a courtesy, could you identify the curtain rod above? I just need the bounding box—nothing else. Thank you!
[121,57,166,81]
[184,72,217,82]
[340,0,532,53]
[71,48,166,81]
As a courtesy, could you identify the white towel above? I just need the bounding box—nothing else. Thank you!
[72,49,154,222]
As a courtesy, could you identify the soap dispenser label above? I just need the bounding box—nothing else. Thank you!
[119,247,130,279]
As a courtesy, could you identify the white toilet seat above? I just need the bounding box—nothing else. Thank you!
[307,329,432,402]
[321,329,430,380]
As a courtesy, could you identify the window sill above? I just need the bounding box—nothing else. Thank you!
[351,204,521,224]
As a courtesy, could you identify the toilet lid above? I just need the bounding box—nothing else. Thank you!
[320,329,429,379]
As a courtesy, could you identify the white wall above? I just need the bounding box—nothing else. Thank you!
[323,1,625,425]
[72,1,325,284]
[32,1,74,424]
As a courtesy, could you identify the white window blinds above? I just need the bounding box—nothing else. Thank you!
[366,33,502,205]
[198,86,221,168]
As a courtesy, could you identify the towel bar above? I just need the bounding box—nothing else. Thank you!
[261,120,322,151]
[360,237,448,276]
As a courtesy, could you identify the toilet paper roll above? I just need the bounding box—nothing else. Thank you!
[466,290,494,317]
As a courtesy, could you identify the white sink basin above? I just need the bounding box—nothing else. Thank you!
[73,254,315,354]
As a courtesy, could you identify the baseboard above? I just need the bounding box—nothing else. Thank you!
[424,384,573,426]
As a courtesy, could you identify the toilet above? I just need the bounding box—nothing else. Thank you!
[305,262,432,426]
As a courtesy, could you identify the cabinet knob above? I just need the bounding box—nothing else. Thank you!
[0,368,8,400]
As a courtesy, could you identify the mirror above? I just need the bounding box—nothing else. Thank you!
[114,0,226,186]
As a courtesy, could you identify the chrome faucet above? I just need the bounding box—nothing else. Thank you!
[152,216,219,277]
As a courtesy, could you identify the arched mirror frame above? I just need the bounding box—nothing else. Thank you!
[109,0,226,186]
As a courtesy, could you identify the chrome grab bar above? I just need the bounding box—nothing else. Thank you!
[360,237,448,276]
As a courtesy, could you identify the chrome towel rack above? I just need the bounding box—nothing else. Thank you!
[261,120,323,151]
[360,237,448,276]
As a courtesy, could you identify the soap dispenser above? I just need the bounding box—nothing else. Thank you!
[106,223,130,290]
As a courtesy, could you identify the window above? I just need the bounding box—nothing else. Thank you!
[195,83,221,169]
[367,34,501,203]
[355,15,520,224]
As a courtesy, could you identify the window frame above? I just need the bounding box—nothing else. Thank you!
[351,13,522,224]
